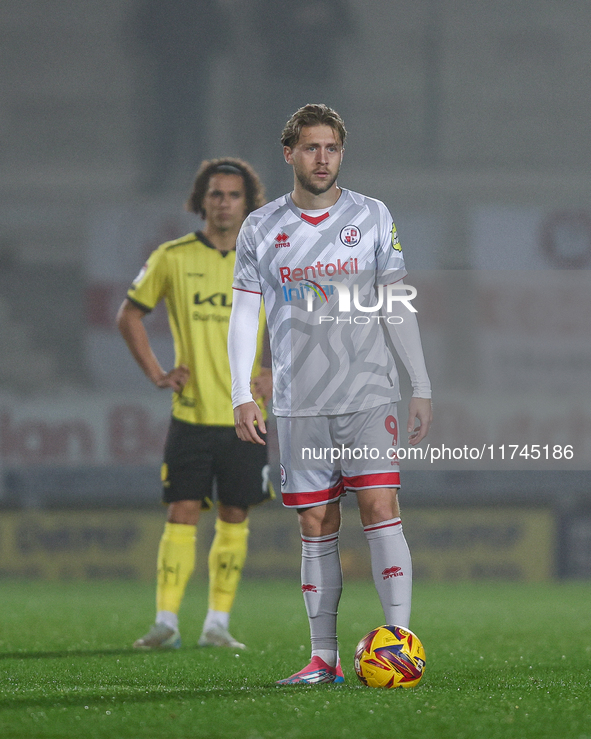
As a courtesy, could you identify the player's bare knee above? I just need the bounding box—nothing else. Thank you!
[357,487,400,526]
[167,499,201,525]
[297,501,341,537]
[218,504,249,524]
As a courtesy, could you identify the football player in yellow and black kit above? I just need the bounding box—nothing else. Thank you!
[117,158,272,650]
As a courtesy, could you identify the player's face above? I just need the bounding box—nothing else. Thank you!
[202,173,248,232]
[284,125,344,196]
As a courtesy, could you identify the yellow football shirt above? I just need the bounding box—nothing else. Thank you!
[127,231,266,426]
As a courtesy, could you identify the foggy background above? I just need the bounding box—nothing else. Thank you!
[1,0,590,580]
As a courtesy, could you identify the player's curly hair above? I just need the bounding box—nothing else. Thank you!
[281,104,347,149]
[186,157,266,218]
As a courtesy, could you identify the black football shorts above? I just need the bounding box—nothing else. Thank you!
[161,417,272,509]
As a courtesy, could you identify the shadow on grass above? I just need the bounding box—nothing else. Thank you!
[0,683,347,710]
[0,645,215,661]
[0,648,144,661]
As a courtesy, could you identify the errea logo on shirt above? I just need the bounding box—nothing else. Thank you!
[275,232,291,248]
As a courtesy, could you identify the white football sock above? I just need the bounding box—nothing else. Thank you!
[314,649,340,667]
[301,532,342,667]
[202,609,230,631]
[364,517,412,629]
[156,610,179,630]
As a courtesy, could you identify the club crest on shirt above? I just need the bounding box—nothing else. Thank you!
[340,225,361,247]
[391,223,401,252]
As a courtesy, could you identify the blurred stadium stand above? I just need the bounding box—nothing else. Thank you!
[1,0,590,578]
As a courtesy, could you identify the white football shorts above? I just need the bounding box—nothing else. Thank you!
[277,402,401,508]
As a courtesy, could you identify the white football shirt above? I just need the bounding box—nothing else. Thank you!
[233,188,408,417]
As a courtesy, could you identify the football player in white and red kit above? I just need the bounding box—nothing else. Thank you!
[228,104,432,684]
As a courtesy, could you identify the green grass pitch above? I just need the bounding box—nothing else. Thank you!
[0,579,590,739]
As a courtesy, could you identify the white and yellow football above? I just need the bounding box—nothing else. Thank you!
[354,625,426,689]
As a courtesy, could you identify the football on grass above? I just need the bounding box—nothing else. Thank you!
[354,624,426,688]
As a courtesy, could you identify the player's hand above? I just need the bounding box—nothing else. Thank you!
[234,401,266,445]
[155,364,190,392]
[251,367,273,407]
[407,397,432,446]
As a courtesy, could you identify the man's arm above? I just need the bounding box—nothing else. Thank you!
[251,328,272,406]
[116,298,189,391]
[380,284,432,445]
[251,366,272,406]
[406,396,432,446]
[228,288,266,444]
